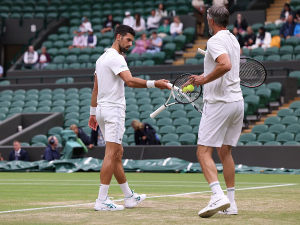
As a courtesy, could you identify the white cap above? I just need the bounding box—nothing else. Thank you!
[125,11,130,16]
[88,28,93,32]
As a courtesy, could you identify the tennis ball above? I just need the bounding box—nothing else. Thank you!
[182,87,188,93]
[187,84,194,92]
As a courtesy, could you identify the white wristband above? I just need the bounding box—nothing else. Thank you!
[146,80,156,88]
[90,107,96,115]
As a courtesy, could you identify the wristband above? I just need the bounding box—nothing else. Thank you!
[146,80,156,88]
[90,106,96,115]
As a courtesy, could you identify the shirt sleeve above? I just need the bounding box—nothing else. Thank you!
[24,52,28,64]
[33,52,38,63]
[0,66,3,74]
[207,37,228,61]
[107,54,129,75]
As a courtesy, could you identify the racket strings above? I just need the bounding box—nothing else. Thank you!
[173,73,202,104]
[240,58,267,87]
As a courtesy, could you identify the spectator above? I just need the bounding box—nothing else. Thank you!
[276,3,294,26]
[36,46,51,69]
[131,120,160,145]
[147,9,160,31]
[250,27,271,50]
[146,31,162,54]
[91,126,105,146]
[0,64,3,78]
[79,16,92,33]
[243,26,256,48]
[131,33,150,54]
[192,0,205,36]
[9,141,29,161]
[157,18,170,38]
[234,13,248,35]
[280,15,296,39]
[133,13,146,32]
[70,124,94,148]
[294,16,300,38]
[0,153,3,161]
[123,11,135,28]
[232,27,244,48]
[23,45,38,69]
[69,29,86,50]
[155,3,167,18]
[101,14,119,34]
[212,0,228,8]
[85,28,97,48]
[43,136,60,161]
[170,16,183,39]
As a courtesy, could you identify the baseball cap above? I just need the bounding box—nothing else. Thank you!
[125,11,130,16]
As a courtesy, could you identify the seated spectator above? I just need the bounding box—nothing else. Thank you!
[36,46,51,69]
[44,136,60,161]
[123,11,135,28]
[170,16,183,39]
[69,30,86,50]
[213,0,228,8]
[23,45,38,69]
[147,10,160,31]
[155,3,167,18]
[250,27,271,50]
[280,15,296,39]
[146,31,162,54]
[79,16,92,33]
[9,140,29,161]
[133,13,146,32]
[131,33,150,55]
[275,3,294,26]
[294,16,300,38]
[70,124,94,148]
[192,0,205,36]
[91,126,105,146]
[131,120,160,145]
[85,28,97,48]
[157,18,170,38]
[232,27,244,48]
[243,26,256,48]
[0,64,3,78]
[234,13,248,35]
[101,14,120,34]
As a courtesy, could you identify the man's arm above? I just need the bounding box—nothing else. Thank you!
[88,73,98,131]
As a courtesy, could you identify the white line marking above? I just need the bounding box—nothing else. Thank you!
[123,159,129,166]
[162,157,171,166]
[0,183,296,214]
[83,157,92,165]
[187,163,193,171]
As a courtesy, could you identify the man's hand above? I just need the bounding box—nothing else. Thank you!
[142,136,147,140]
[154,79,172,90]
[88,144,94,148]
[88,115,98,131]
[189,74,206,86]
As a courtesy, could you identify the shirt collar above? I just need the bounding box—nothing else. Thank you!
[15,149,21,154]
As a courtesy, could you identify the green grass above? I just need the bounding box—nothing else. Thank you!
[0,172,299,225]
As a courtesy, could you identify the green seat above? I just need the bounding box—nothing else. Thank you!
[155,110,171,119]
[31,142,46,147]
[152,52,166,65]
[264,47,279,56]
[183,27,195,43]
[162,35,173,44]
[65,55,77,63]
[31,134,47,144]
[138,105,153,112]
[51,106,65,113]
[150,92,164,99]
[126,105,138,112]
[37,106,51,113]
[42,41,53,49]
[65,106,79,113]
[264,141,281,146]
[23,107,36,113]
[80,106,90,113]
[161,133,178,144]
[55,77,74,84]
[79,119,89,127]
[175,125,192,134]
[239,133,256,143]
[277,108,294,118]
[266,54,280,62]
[57,48,69,56]
[39,94,52,101]
[99,38,112,48]
[65,88,78,95]
[268,124,285,135]
[90,54,100,62]
[279,45,293,55]
[294,45,300,54]
[53,55,65,63]
[53,40,64,48]
[173,35,186,51]
[159,125,176,135]
[242,89,255,97]
[127,53,140,63]
[251,23,264,33]
[281,116,298,126]
[125,92,136,99]
[0,107,9,114]
[250,47,264,57]
[179,133,196,145]
[289,71,300,88]
[0,95,12,101]
[79,112,90,120]
[142,60,155,66]
[285,36,299,47]
[126,98,137,105]
[171,110,187,119]
[152,97,166,105]
[52,100,66,107]
[165,141,181,146]
[283,141,300,146]
[12,95,25,101]
[173,118,189,126]
[11,101,24,108]
[136,92,150,99]
[265,23,276,31]
[79,93,92,101]
[141,118,156,126]
[236,141,244,146]
[79,88,92,94]
[57,26,69,34]
[1,90,13,95]
[244,95,259,115]
[286,124,300,134]
[9,107,22,114]
[38,100,52,107]
[13,89,26,95]
[294,108,300,117]
[245,141,262,146]
[256,88,271,108]
[78,54,90,63]
[290,101,300,110]
[48,34,58,42]
[65,112,79,120]
[79,99,91,106]
[157,118,173,126]
[257,132,275,144]
[276,132,295,143]
[264,116,281,126]
[126,111,140,119]
[189,117,200,126]
[136,98,151,105]
[68,63,81,69]
[185,58,199,65]
[281,54,293,61]
[64,119,79,128]
[251,124,268,135]
[163,43,176,59]
[52,94,66,101]
[20,142,30,147]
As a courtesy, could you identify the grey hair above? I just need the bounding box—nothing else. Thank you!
[207,4,230,28]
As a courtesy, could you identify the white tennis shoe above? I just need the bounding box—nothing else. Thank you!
[94,196,124,211]
[124,190,146,208]
[219,202,238,215]
[198,195,230,218]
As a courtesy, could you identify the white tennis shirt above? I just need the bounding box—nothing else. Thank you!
[95,48,129,110]
[203,30,243,103]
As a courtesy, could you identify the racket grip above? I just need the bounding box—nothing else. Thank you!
[197,48,206,55]
[150,105,166,118]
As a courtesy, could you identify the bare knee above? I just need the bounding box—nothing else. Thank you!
[116,147,124,160]
[217,146,232,161]
[196,146,212,161]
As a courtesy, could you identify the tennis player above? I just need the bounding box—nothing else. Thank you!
[189,4,244,218]
[88,25,171,211]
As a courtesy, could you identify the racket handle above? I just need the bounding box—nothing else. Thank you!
[150,104,166,118]
[197,48,206,55]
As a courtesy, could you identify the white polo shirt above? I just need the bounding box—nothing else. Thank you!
[95,48,129,110]
[203,30,243,103]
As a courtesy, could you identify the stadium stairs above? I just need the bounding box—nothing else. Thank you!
[266,0,291,23]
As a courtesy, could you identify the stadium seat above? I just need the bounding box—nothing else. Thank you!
[289,71,300,88]
[244,95,259,115]
[279,45,293,55]
[280,116,298,126]
[173,35,186,51]
[256,88,271,108]
[39,100,52,107]
[152,52,166,65]
[141,118,156,126]
[294,108,300,118]
[161,133,179,144]
[283,141,300,146]
[264,47,279,56]
[79,112,90,121]
[155,110,171,119]
[136,92,150,99]
[189,117,200,126]
[31,134,47,145]
[276,132,295,143]
[239,133,256,144]
[55,77,74,84]
[171,110,187,119]
[175,125,192,135]
[281,54,293,61]
[285,36,299,47]
[23,107,37,113]
[51,106,65,113]
[250,47,264,57]
[268,124,285,135]
[64,119,79,128]
[285,124,300,134]
[11,101,24,108]
[137,98,151,105]
[79,119,89,127]
[31,142,46,147]
[277,108,294,117]
[264,116,281,126]
[264,141,281,146]
[9,107,22,114]
[65,112,79,120]
[178,133,196,145]
[266,82,282,101]
[257,132,275,144]
[169,104,184,112]
[185,58,199,65]
[48,126,64,136]
[245,141,262,146]
[165,141,181,146]
[266,55,280,62]
[37,106,51,113]
[163,43,176,59]
[290,101,300,110]
[251,124,268,135]
[157,118,173,127]
[0,107,9,114]
[139,111,152,119]
[159,125,176,135]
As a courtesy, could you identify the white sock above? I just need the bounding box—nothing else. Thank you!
[98,184,109,201]
[209,181,224,197]
[119,182,132,197]
[227,187,235,203]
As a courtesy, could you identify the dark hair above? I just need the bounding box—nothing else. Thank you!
[258,26,266,39]
[114,25,135,39]
[159,3,165,11]
[284,3,291,11]
[207,4,230,28]
[135,13,141,27]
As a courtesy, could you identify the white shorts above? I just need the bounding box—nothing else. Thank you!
[96,106,125,144]
[198,100,244,147]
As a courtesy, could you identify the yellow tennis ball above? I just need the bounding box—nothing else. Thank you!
[182,87,188,93]
[187,84,194,92]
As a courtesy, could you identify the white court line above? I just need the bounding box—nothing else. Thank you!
[0,183,296,214]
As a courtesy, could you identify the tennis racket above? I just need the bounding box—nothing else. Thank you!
[197,48,267,88]
[150,73,203,119]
